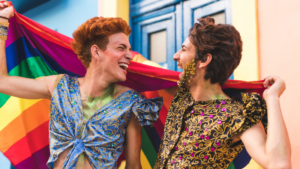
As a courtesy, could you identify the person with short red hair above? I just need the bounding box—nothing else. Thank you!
[0,2,162,169]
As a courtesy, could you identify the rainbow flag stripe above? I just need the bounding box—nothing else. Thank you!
[0,2,265,169]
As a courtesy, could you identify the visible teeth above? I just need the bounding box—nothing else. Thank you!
[118,63,128,68]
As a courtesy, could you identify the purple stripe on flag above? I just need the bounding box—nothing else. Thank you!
[18,24,86,76]
[15,146,50,169]
[6,17,25,48]
[6,16,86,76]
[118,72,177,92]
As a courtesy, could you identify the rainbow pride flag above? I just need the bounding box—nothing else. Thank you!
[0,2,265,169]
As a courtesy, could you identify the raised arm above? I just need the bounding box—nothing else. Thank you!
[0,2,57,100]
[240,76,291,169]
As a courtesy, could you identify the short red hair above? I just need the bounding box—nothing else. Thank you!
[71,17,131,68]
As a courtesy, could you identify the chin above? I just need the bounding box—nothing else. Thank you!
[119,78,127,82]
[117,75,127,82]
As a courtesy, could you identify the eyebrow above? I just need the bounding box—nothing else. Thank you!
[182,45,187,48]
[120,44,132,51]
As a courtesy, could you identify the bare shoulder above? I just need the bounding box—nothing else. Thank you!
[240,122,266,140]
[38,75,59,95]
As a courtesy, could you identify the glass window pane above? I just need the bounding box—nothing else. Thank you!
[150,30,167,63]
[210,12,225,24]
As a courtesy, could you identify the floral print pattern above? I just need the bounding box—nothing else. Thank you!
[154,88,267,169]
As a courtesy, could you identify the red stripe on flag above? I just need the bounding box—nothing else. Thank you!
[4,121,49,165]
[154,117,164,139]
[140,91,160,99]
[158,105,168,126]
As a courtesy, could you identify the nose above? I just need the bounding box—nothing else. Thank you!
[173,51,180,62]
[126,52,133,61]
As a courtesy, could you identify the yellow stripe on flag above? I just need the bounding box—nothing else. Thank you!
[0,97,41,131]
[117,150,152,169]
[141,150,152,169]
[118,160,126,169]
[243,159,263,169]
[0,99,50,152]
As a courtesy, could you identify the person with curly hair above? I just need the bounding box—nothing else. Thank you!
[154,17,291,169]
[0,2,162,169]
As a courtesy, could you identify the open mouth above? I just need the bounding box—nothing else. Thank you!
[118,63,128,71]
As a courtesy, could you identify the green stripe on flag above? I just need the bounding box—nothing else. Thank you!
[0,56,58,107]
[227,161,236,169]
[141,128,157,168]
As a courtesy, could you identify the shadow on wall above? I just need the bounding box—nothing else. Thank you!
[10,0,54,13]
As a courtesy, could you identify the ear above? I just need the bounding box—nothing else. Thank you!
[198,53,212,69]
[91,44,102,60]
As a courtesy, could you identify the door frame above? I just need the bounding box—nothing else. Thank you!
[183,0,232,39]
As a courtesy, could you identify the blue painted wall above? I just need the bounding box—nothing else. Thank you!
[0,152,10,169]
[22,0,98,38]
[0,0,98,168]
[10,0,50,13]
[131,0,147,5]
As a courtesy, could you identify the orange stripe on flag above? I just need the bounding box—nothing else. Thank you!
[4,121,49,165]
[0,98,42,131]
[157,89,173,110]
[0,99,50,153]
[157,89,174,125]
[158,105,168,126]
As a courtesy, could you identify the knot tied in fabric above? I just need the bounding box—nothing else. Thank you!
[64,139,86,168]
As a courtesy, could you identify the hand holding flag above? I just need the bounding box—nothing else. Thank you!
[0,1,14,19]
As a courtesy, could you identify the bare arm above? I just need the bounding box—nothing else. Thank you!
[240,76,291,169]
[0,2,56,99]
[125,113,142,169]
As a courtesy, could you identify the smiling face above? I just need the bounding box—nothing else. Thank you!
[173,37,197,79]
[92,32,133,82]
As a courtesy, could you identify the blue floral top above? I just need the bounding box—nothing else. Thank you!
[47,74,163,169]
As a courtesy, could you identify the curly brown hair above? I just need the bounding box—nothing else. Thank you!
[188,16,243,86]
[71,17,131,68]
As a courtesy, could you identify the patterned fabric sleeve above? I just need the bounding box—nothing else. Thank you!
[53,74,65,89]
[232,93,268,135]
[131,95,163,126]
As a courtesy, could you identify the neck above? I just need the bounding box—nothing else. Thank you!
[78,66,114,99]
[189,76,228,102]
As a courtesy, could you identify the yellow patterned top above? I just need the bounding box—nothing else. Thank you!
[154,88,267,169]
